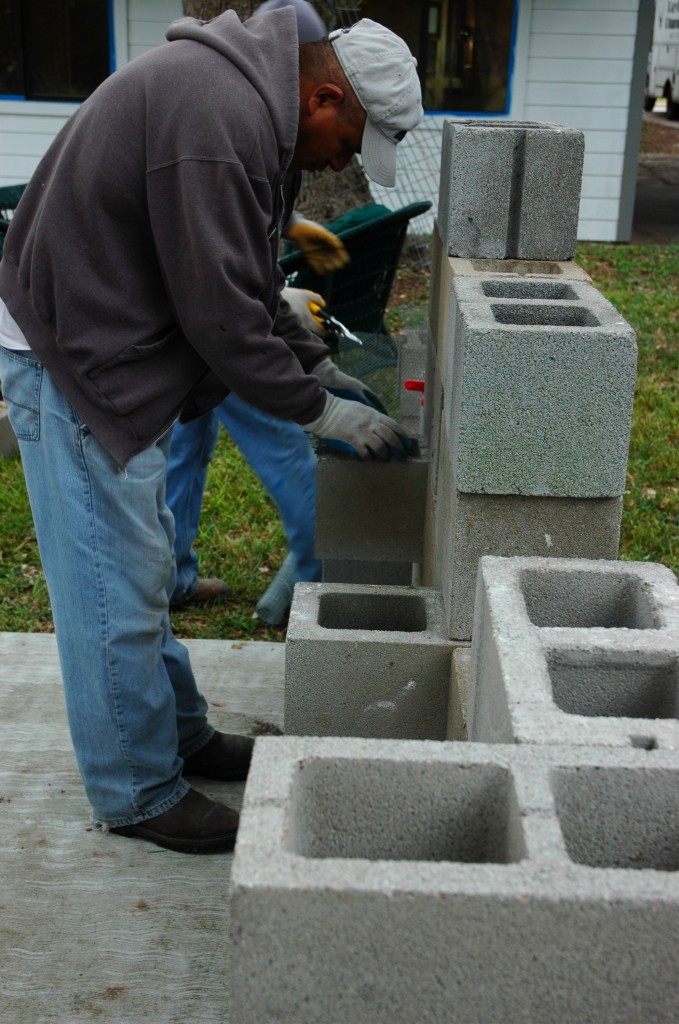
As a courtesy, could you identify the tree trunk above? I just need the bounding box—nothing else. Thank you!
[181,0,373,222]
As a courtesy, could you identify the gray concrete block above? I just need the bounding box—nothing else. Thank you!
[285,583,456,740]
[438,120,584,260]
[322,559,413,585]
[421,440,623,639]
[314,452,428,562]
[446,277,637,497]
[427,226,591,386]
[231,736,679,1024]
[0,403,19,458]
[469,556,679,749]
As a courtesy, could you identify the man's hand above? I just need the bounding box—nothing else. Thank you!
[303,392,413,461]
[311,356,386,412]
[281,287,329,337]
[286,218,350,275]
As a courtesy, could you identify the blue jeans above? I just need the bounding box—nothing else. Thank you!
[167,392,322,605]
[0,346,213,826]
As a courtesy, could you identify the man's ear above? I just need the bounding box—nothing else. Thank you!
[306,83,345,115]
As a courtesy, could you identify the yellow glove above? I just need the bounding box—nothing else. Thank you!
[286,218,350,275]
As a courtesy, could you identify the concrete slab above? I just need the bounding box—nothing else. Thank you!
[0,631,285,1024]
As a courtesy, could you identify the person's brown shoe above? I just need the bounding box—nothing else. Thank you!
[182,731,254,782]
[171,578,232,608]
[109,788,239,854]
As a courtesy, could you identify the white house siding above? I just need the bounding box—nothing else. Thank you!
[0,0,181,192]
[521,0,650,241]
[125,0,183,62]
[372,0,652,242]
[1,0,653,241]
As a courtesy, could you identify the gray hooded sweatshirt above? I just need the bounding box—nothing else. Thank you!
[0,7,329,466]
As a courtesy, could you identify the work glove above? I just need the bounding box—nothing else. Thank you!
[312,356,387,413]
[281,286,329,337]
[303,392,413,461]
[286,216,350,275]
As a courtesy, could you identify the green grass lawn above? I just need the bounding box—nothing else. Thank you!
[0,242,676,640]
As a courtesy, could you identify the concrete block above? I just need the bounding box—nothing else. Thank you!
[469,556,679,749]
[427,224,591,384]
[421,440,623,639]
[231,736,679,1024]
[322,559,412,585]
[314,452,428,563]
[446,277,637,497]
[438,120,584,260]
[0,403,19,458]
[285,583,456,740]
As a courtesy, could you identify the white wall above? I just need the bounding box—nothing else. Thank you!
[0,0,181,191]
[372,0,649,242]
[1,0,650,242]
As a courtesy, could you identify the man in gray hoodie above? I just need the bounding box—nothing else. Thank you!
[0,9,422,853]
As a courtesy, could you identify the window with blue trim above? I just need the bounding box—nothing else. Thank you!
[361,0,517,114]
[0,0,110,101]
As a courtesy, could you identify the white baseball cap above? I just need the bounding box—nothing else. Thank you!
[329,19,423,188]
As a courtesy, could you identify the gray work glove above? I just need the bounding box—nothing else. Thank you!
[280,287,329,338]
[303,392,409,461]
[312,357,385,411]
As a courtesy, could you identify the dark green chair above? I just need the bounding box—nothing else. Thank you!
[0,183,28,258]
[278,200,431,383]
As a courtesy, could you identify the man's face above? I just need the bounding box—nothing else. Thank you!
[290,92,366,174]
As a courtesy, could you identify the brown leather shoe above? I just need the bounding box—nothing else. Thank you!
[109,788,239,854]
[182,731,254,782]
[171,578,232,608]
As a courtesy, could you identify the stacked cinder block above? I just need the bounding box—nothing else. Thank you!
[437,120,584,260]
[423,120,637,640]
[285,583,455,740]
[231,118,679,1022]
[231,736,679,1024]
[468,555,679,749]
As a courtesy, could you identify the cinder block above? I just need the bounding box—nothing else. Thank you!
[438,120,585,260]
[0,403,19,458]
[231,736,679,1024]
[469,556,679,749]
[428,225,592,355]
[445,277,637,497]
[285,583,456,740]
[315,452,428,563]
[421,442,623,640]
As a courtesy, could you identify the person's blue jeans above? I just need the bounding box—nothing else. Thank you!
[167,392,322,605]
[0,345,213,826]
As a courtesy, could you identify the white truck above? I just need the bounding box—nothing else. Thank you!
[645,0,679,118]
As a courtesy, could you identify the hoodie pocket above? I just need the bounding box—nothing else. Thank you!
[87,327,206,418]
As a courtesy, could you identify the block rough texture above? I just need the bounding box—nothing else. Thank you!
[469,556,679,748]
[438,120,584,260]
[422,435,624,639]
[446,277,637,497]
[231,736,679,1024]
